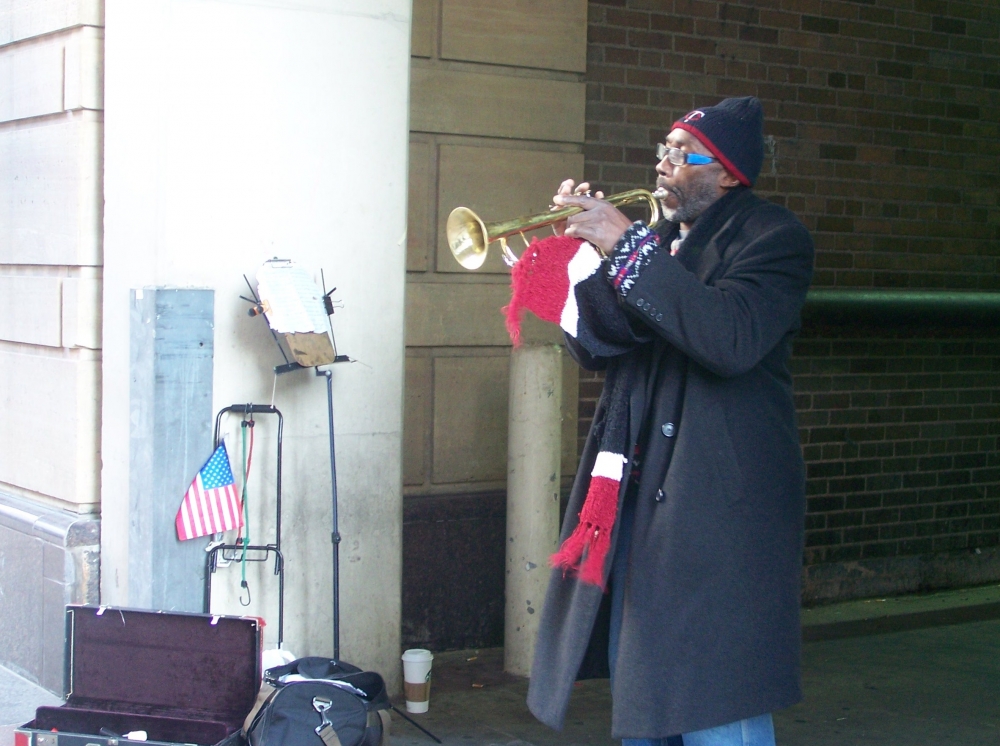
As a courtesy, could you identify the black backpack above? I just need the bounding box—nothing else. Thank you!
[244,658,391,746]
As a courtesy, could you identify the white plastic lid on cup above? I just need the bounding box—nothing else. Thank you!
[401,649,433,663]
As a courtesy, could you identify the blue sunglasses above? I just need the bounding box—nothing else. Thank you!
[656,144,717,166]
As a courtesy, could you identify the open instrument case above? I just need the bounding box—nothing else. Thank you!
[16,605,262,746]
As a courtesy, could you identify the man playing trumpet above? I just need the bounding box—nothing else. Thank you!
[523,97,815,746]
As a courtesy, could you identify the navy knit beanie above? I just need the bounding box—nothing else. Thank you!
[671,96,764,186]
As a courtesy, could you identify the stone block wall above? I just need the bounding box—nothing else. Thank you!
[0,492,99,692]
[402,0,587,650]
[0,0,105,689]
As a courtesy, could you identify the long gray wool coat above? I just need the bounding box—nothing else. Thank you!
[526,187,815,738]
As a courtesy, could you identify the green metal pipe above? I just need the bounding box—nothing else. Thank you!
[802,289,1000,324]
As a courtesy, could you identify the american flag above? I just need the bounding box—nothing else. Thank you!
[175,443,243,541]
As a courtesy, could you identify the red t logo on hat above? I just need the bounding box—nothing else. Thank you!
[682,110,705,122]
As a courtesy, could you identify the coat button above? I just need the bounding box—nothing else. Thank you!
[656,313,663,322]
[661,421,675,437]
[636,297,645,306]
[655,489,665,502]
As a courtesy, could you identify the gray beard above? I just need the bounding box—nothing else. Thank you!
[659,177,721,224]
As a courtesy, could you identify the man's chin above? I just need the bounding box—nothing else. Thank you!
[657,190,682,221]
[660,203,680,222]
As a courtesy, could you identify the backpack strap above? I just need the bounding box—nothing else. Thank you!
[316,722,343,746]
[243,683,277,736]
[313,704,385,746]
[375,710,391,746]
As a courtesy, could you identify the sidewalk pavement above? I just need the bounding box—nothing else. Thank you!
[388,583,1000,746]
[3,584,998,746]
[0,665,60,746]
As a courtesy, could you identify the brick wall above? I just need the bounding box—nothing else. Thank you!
[585,0,999,289]
[579,0,1000,599]
[578,326,1000,599]
[795,326,1000,562]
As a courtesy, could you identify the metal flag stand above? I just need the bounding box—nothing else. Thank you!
[202,404,285,647]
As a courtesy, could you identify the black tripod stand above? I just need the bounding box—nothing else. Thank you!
[316,366,441,743]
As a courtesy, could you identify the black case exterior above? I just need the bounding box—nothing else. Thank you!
[16,605,262,746]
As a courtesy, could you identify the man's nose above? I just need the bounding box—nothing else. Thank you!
[656,158,673,178]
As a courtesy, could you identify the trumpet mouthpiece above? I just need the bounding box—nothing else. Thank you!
[652,188,669,199]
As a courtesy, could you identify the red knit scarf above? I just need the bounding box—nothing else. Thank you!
[505,235,641,588]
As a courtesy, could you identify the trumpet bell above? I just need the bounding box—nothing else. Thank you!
[447,207,489,271]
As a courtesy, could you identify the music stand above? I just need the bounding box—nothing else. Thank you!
[244,261,441,743]
[246,259,349,659]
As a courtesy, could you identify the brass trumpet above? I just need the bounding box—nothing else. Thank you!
[447,188,668,271]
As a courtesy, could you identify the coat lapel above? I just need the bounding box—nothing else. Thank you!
[676,188,756,282]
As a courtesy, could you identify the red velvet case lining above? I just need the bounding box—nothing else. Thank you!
[31,705,230,744]
[26,606,261,745]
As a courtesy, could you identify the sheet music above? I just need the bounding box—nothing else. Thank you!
[256,259,331,335]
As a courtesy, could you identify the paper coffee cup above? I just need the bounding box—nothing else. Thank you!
[401,648,434,713]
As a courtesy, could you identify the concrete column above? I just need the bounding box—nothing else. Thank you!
[129,288,214,612]
[102,0,409,690]
[504,344,562,676]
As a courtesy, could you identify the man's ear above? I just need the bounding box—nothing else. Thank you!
[718,169,741,189]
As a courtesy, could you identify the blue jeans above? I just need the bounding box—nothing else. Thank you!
[610,488,776,746]
[621,715,775,746]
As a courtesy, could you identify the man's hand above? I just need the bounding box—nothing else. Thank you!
[551,179,633,255]
[551,180,599,236]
